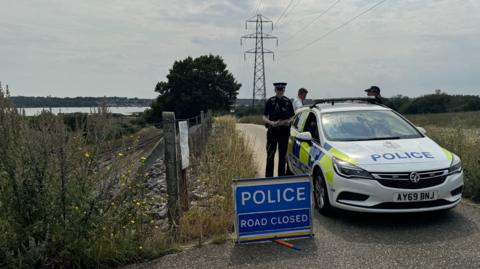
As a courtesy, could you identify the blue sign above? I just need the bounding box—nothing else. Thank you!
[233,175,313,243]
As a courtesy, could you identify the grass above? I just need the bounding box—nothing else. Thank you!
[0,90,168,268]
[238,114,263,125]
[179,116,256,244]
[406,112,480,201]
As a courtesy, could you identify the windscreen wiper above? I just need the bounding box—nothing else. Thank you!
[341,137,401,141]
[368,136,401,140]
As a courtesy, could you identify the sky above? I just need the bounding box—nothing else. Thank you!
[1,0,479,99]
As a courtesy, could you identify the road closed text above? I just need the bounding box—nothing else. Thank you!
[237,209,310,233]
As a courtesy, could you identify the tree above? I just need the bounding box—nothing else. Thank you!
[147,55,241,121]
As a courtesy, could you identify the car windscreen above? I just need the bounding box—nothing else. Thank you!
[321,110,422,141]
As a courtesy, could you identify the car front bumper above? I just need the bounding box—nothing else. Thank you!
[328,171,464,213]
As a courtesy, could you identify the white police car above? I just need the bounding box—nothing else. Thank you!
[287,98,463,214]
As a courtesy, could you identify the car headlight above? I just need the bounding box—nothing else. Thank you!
[448,155,462,174]
[333,158,372,179]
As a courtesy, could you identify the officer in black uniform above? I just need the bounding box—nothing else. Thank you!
[263,82,295,177]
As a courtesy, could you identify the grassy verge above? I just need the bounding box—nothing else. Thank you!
[238,114,263,125]
[417,126,480,201]
[0,91,167,268]
[179,116,256,243]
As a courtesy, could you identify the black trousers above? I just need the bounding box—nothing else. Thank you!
[265,127,290,177]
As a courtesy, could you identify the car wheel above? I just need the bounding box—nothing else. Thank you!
[313,171,332,215]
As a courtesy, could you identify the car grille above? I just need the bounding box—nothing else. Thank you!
[372,199,454,209]
[371,169,448,189]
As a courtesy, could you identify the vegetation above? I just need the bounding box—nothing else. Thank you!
[0,89,167,268]
[10,96,152,108]
[406,112,480,201]
[388,91,480,114]
[179,116,256,243]
[146,55,241,122]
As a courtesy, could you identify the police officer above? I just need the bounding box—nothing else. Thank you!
[263,82,295,177]
[364,85,384,104]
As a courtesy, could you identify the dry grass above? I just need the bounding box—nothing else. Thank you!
[179,116,256,243]
[407,113,480,201]
[238,114,264,125]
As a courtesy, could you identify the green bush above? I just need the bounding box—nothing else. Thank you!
[0,89,165,268]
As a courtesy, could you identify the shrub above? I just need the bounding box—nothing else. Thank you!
[0,88,165,268]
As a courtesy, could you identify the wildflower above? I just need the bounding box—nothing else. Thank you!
[84,152,91,158]
[118,152,124,157]
[130,220,135,224]
[136,202,141,206]
[138,246,143,250]
[140,156,146,161]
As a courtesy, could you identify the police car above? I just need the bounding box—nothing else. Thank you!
[287,98,463,214]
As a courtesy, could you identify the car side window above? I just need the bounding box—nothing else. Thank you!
[303,112,320,142]
[292,114,301,130]
[292,111,306,130]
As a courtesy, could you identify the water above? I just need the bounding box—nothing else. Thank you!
[21,107,149,116]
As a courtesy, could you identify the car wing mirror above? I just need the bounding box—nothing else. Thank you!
[417,126,427,135]
[296,132,312,142]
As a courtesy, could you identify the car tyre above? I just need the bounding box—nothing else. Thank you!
[313,171,333,215]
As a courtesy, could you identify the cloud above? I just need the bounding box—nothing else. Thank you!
[0,0,479,98]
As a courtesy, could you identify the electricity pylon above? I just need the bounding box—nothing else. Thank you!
[241,14,278,108]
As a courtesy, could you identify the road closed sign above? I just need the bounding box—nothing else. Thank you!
[233,175,313,243]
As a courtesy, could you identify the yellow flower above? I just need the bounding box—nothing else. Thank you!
[118,152,124,157]
[84,152,91,158]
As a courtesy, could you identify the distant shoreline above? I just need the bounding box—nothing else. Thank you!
[21,107,149,116]
[10,96,153,108]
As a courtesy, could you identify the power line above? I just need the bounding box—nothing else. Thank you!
[282,0,389,54]
[282,0,341,44]
[275,0,303,29]
[274,0,295,27]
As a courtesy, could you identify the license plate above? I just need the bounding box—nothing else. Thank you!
[393,191,438,202]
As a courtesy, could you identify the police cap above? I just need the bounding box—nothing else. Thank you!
[273,82,287,90]
[365,85,380,94]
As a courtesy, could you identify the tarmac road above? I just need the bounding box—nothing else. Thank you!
[133,124,480,269]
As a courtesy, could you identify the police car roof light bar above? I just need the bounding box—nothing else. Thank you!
[309,97,380,108]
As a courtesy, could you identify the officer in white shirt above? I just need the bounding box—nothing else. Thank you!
[293,88,308,111]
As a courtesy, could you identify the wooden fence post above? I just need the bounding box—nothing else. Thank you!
[163,112,180,229]
[200,111,206,145]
